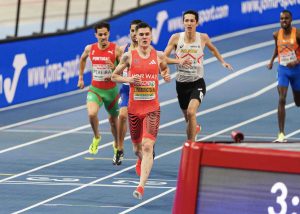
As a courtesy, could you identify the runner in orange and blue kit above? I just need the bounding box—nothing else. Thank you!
[112,22,171,200]
[267,10,300,142]
[77,22,123,164]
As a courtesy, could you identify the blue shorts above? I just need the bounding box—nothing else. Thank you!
[118,84,129,108]
[277,64,300,91]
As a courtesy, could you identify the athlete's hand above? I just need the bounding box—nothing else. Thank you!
[163,73,171,82]
[267,62,273,70]
[222,62,233,71]
[77,79,85,89]
[131,76,142,85]
[179,58,193,68]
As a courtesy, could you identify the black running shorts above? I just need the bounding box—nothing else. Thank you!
[176,78,206,110]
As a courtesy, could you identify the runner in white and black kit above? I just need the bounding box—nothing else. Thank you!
[164,10,233,142]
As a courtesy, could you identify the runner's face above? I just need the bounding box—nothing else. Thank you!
[137,27,152,47]
[130,24,138,43]
[280,12,292,30]
[95,28,110,45]
[183,14,198,33]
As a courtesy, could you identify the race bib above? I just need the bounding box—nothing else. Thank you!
[177,63,201,76]
[279,51,297,66]
[133,81,156,100]
[92,64,112,81]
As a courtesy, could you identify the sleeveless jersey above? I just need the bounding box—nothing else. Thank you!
[277,27,300,66]
[128,49,160,114]
[175,32,204,82]
[89,42,117,89]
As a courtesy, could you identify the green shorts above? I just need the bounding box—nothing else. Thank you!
[87,85,119,117]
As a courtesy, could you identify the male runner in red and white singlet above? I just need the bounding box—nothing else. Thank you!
[112,22,171,199]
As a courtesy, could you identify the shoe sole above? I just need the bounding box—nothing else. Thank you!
[273,140,287,143]
[133,191,143,200]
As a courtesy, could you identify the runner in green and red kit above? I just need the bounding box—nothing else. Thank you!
[77,22,123,164]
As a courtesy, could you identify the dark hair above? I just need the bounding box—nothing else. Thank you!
[130,19,143,27]
[183,10,199,22]
[281,9,292,18]
[135,22,152,32]
[94,22,110,32]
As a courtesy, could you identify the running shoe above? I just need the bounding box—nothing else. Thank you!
[113,144,117,154]
[88,136,101,154]
[273,132,287,143]
[135,159,142,177]
[113,150,124,165]
[133,186,144,200]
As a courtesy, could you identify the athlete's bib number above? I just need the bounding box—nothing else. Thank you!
[134,81,156,100]
[93,64,112,81]
[279,51,297,66]
[177,64,202,77]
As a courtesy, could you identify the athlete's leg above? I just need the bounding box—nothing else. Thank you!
[186,99,200,141]
[133,109,160,199]
[87,102,100,138]
[108,114,118,149]
[118,106,128,151]
[139,137,155,188]
[292,90,300,106]
[128,112,143,157]
[277,86,288,134]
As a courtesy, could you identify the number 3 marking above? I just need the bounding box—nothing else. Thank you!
[268,182,288,214]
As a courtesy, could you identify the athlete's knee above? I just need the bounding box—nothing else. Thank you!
[109,116,118,126]
[142,140,154,154]
[295,100,300,107]
[186,108,196,119]
[278,96,286,106]
[119,112,128,122]
[88,112,97,121]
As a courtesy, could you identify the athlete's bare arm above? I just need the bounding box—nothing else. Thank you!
[157,51,171,82]
[267,31,279,70]
[202,33,233,70]
[77,44,91,89]
[164,33,192,67]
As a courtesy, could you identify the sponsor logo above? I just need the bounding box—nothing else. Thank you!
[149,60,156,65]
[3,54,27,103]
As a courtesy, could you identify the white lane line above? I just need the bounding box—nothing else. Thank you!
[286,129,300,139]
[211,20,300,42]
[162,58,274,106]
[159,82,277,129]
[0,106,86,131]
[119,188,177,214]
[2,181,175,189]
[0,87,88,112]
[43,203,131,209]
[12,104,295,214]
[0,118,109,154]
